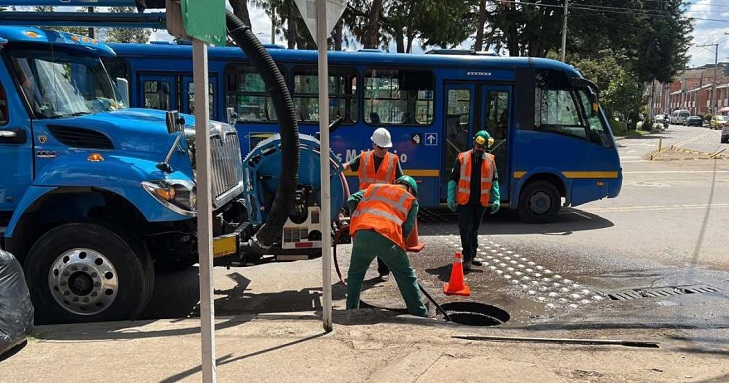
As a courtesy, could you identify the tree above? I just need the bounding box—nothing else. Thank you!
[573,51,645,131]
[104,7,150,43]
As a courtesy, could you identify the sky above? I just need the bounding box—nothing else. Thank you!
[146,1,728,66]
[685,0,729,68]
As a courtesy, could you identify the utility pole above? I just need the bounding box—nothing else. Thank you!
[696,43,719,114]
[560,0,568,62]
[87,7,94,38]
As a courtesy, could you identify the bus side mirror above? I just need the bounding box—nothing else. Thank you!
[590,95,599,119]
[116,77,129,107]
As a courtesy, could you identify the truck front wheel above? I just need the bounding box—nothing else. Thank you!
[23,222,154,324]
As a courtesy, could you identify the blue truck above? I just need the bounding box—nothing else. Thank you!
[0,26,247,323]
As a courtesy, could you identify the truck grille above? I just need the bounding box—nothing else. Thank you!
[210,130,244,209]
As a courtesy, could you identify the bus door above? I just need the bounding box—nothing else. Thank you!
[139,74,178,112]
[181,76,217,121]
[442,83,512,201]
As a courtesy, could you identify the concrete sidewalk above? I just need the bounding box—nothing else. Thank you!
[2,309,728,383]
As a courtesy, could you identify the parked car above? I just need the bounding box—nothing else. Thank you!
[653,114,666,123]
[722,124,729,143]
[685,115,703,127]
[710,115,729,130]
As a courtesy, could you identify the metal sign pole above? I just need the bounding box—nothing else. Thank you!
[317,0,333,333]
[193,38,217,382]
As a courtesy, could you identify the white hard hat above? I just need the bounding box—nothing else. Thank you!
[371,127,392,148]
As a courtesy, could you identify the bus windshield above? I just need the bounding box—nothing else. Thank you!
[8,47,126,119]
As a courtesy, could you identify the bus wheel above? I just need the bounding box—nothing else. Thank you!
[23,222,154,324]
[518,181,561,224]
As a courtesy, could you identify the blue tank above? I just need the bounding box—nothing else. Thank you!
[242,133,349,226]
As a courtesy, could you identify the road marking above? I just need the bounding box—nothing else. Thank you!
[623,170,729,174]
[588,203,729,212]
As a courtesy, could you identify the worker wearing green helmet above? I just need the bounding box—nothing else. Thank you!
[446,130,500,272]
[345,176,428,317]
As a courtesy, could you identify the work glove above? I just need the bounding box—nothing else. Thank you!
[447,180,458,212]
[490,200,500,215]
[490,178,501,215]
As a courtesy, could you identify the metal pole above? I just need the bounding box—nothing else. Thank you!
[713,43,718,114]
[193,38,217,383]
[271,10,276,44]
[87,7,95,38]
[317,0,333,333]
[560,0,568,62]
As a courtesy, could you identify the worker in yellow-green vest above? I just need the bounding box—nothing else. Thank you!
[446,130,500,272]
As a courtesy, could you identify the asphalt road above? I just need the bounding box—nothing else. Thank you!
[143,125,729,351]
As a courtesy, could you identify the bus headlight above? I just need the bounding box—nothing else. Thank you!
[142,180,196,216]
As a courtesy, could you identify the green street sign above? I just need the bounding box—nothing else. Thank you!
[182,0,226,46]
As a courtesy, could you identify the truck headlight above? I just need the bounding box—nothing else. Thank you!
[142,180,196,216]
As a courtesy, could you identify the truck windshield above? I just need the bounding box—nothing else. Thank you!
[8,47,126,119]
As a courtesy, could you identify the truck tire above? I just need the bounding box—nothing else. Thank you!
[517,180,561,224]
[23,222,154,324]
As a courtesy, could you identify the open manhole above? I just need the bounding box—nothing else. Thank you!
[438,302,510,326]
[606,285,721,301]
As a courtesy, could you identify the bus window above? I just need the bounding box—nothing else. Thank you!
[144,80,170,111]
[534,86,586,140]
[291,66,358,123]
[225,64,280,122]
[0,82,7,125]
[364,68,433,125]
[445,88,472,179]
[101,58,128,83]
[187,81,214,117]
[485,90,509,140]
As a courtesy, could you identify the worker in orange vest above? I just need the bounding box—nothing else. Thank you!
[446,130,500,272]
[342,127,403,282]
[346,175,428,317]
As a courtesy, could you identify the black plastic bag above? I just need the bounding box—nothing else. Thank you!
[0,249,33,356]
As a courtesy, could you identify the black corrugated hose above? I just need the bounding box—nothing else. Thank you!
[226,11,300,252]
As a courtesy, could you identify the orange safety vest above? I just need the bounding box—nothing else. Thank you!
[349,184,415,250]
[456,150,495,206]
[357,150,398,190]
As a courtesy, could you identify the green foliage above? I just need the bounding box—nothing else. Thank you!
[104,7,150,43]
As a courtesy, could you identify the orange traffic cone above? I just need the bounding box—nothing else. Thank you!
[443,252,471,296]
[406,219,424,253]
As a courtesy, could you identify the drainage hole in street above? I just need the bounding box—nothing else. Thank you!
[439,302,510,326]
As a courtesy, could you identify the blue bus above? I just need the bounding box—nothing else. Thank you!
[102,43,622,223]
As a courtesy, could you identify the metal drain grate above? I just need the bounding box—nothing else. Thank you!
[607,285,721,301]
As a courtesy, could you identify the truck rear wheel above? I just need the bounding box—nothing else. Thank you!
[23,222,154,324]
[517,180,561,224]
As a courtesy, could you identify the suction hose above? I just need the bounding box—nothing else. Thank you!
[226,11,300,252]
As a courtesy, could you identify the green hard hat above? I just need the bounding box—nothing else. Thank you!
[473,130,494,147]
[395,175,418,197]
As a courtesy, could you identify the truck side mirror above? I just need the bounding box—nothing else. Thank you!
[165,110,184,134]
[226,107,238,125]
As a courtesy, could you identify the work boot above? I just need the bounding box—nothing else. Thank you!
[463,261,472,272]
[472,257,484,266]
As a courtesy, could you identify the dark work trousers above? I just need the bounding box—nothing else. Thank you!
[377,257,390,276]
[457,202,487,264]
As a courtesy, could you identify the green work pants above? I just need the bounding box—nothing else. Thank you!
[346,230,428,317]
